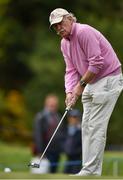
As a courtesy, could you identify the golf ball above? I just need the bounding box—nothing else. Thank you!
[4,167,11,173]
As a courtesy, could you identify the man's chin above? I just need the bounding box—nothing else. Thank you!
[61,34,69,39]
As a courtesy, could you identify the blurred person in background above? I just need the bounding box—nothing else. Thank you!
[32,94,64,173]
[49,8,123,176]
[63,109,82,174]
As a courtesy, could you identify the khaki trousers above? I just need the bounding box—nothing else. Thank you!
[81,73,123,175]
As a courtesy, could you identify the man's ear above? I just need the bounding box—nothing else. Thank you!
[68,16,73,21]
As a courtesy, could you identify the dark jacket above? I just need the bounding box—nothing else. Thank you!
[33,109,64,155]
[63,125,82,156]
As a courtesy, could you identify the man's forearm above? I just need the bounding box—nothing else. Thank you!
[65,71,97,107]
[81,70,97,84]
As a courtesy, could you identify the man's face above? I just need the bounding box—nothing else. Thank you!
[53,16,73,38]
[45,96,59,113]
[68,116,80,125]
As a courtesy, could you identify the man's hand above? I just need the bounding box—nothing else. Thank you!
[65,92,73,108]
[71,82,84,106]
[65,82,85,108]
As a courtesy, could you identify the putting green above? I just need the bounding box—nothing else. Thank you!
[0,172,123,179]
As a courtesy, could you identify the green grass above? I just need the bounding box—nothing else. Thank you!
[103,152,123,176]
[1,141,123,178]
[0,141,32,172]
[0,173,123,179]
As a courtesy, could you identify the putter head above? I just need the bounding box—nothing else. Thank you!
[28,162,40,168]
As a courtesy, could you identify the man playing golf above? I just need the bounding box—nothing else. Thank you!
[49,8,123,176]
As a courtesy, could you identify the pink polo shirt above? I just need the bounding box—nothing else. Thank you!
[61,23,121,93]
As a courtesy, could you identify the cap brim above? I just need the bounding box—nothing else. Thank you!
[50,17,63,27]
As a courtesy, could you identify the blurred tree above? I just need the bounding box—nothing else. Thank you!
[0,0,35,91]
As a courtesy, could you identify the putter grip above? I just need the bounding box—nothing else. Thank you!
[66,105,72,111]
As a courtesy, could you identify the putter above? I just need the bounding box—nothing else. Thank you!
[28,105,71,168]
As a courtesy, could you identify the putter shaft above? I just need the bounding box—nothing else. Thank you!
[39,107,69,163]
[29,106,71,168]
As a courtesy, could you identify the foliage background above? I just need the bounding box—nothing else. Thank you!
[0,0,123,146]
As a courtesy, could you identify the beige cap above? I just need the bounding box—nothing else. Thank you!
[49,8,69,27]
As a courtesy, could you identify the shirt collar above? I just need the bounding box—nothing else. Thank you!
[67,22,76,40]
